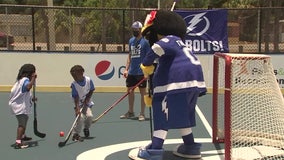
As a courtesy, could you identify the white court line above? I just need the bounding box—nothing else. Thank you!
[77,105,224,160]
[196,105,213,137]
[76,138,224,160]
[196,105,225,157]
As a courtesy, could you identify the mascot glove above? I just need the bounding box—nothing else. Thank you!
[140,64,154,78]
[144,95,152,107]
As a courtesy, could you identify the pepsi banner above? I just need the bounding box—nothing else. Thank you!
[176,9,229,54]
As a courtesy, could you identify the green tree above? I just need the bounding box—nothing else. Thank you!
[80,0,128,51]
[0,0,17,4]
[225,0,259,8]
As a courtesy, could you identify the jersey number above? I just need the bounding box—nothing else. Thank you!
[183,47,201,65]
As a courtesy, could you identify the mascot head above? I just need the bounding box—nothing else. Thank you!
[142,10,187,46]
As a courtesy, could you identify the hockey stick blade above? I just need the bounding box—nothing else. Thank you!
[58,141,67,147]
[58,107,83,147]
[58,132,72,147]
[92,77,147,124]
[34,118,46,138]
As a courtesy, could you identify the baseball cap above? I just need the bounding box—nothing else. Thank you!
[131,21,143,29]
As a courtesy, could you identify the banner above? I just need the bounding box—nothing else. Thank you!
[176,9,229,54]
[1,53,284,91]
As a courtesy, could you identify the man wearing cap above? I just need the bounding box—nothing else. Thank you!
[120,21,150,121]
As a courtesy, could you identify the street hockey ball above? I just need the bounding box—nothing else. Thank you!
[59,131,64,137]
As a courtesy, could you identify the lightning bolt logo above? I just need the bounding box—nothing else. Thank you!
[162,96,168,120]
[185,12,210,36]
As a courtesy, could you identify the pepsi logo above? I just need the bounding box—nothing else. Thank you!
[95,60,115,80]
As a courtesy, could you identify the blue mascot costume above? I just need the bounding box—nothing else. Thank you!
[134,10,207,160]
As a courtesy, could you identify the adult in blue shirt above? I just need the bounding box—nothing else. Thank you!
[120,21,150,121]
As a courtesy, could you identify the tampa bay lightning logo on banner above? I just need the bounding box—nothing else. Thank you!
[176,9,229,54]
[186,12,209,36]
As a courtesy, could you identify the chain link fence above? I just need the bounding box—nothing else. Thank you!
[1,5,284,53]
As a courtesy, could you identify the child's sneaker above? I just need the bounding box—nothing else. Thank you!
[21,135,32,141]
[14,142,29,149]
[172,143,202,159]
[72,133,84,142]
[120,111,135,119]
[138,114,145,121]
[137,146,164,160]
[83,128,90,137]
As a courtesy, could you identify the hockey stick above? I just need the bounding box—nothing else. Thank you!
[33,82,46,138]
[170,0,177,11]
[147,74,153,138]
[92,77,147,124]
[58,107,83,147]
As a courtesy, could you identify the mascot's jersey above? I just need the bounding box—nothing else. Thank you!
[128,37,150,75]
[143,35,207,96]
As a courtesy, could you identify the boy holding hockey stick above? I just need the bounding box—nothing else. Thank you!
[9,64,37,149]
[70,65,95,142]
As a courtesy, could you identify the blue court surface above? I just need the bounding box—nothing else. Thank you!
[0,92,224,160]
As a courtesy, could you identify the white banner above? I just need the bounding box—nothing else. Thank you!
[0,52,283,91]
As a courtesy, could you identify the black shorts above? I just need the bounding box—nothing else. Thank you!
[126,75,146,88]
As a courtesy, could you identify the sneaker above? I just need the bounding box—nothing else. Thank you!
[172,143,202,159]
[72,133,84,142]
[137,146,164,160]
[138,114,145,121]
[120,111,135,119]
[14,142,29,149]
[83,128,90,137]
[21,136,32,141]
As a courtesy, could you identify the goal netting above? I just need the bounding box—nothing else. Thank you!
[212,53,284,160]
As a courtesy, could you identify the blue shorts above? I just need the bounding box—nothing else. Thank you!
[152,91,199,130]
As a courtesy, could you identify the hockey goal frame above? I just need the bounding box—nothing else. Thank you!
[212,53,284,160]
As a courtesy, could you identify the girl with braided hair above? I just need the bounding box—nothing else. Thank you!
[9,64,37,149]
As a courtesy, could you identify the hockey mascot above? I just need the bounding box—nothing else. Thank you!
[128,10,207,160]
